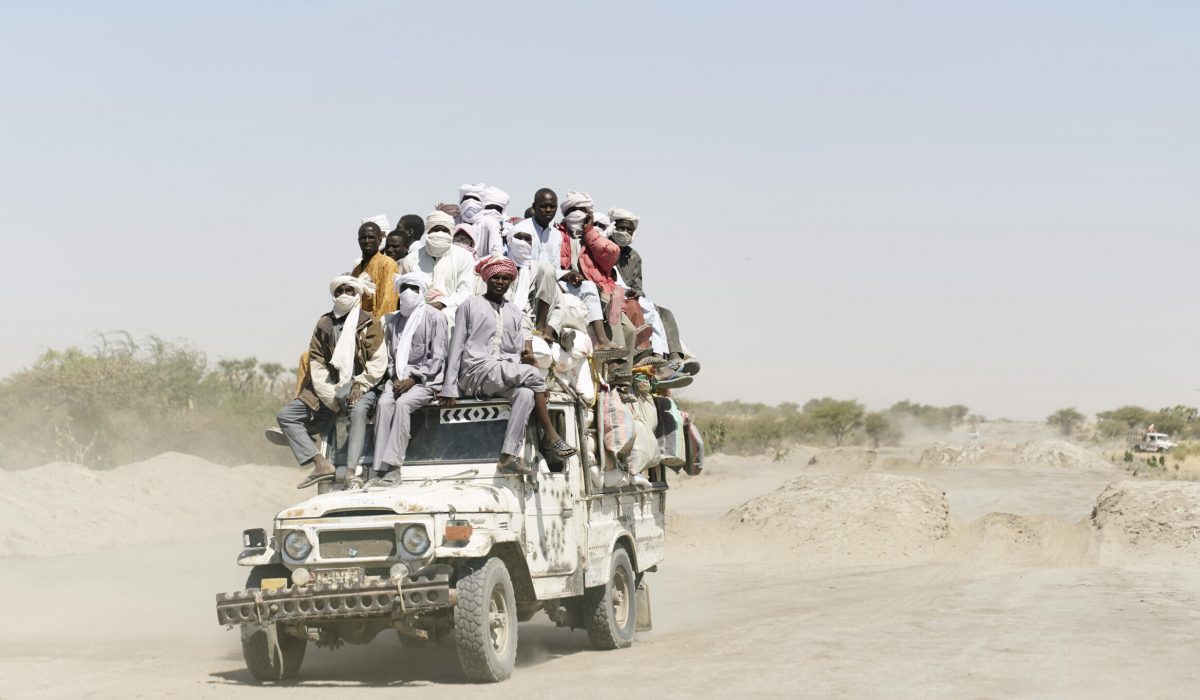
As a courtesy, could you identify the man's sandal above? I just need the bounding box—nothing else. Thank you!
[542,438,578,459]
[297,472,335,489]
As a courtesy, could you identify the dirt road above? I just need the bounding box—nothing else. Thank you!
[2,451,1198,698]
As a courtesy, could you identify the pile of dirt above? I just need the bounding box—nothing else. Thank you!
[917,442,995,468]
[724,474,950,565]
[1090,480,1200,565]
[807,447,878,470]
[1016,440,1113,472]
[939,513,1092,567]
[0,453,297,558]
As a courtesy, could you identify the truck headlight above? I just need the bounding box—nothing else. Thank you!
[282,531,312,560]
[400,525,430,556]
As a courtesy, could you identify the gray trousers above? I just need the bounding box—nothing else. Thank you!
[276,399,337,466]
[656,304,684,356]
[373,382,438,473]
[468,363,546,456]
[341,390,378,477]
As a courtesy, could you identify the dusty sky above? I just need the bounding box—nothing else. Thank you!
[2,1,1197,420]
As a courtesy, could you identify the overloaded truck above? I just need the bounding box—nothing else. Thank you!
[215,397,668,683]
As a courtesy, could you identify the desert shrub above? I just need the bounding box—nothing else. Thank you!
[0,333,290,469]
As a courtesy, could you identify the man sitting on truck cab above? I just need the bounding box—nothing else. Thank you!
[279,276,388,489]
[370,272,448,485]
[439,255,579,474]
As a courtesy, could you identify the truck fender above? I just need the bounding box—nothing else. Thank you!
[585,531,637,589]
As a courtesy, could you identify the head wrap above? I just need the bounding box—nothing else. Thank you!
[481,185,510,211]
[559,190,594,215]
[453,223,477,255]
[459,182,486,202]
[607,207,640,226]
[329,275,369,298]
[435,202,461,220]
[475,255,518,282]
[393,271,429,297]
[423,211,456,258]
[360,214,392,234]
[592,212,612,231]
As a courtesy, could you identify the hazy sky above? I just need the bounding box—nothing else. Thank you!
[2,1,1197,420]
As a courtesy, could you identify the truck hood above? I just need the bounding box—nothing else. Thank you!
[277,480,521,520]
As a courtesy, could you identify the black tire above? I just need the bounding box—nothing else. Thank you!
[240,565,307,681]
[583,547,636,650]
[453,558,518,683]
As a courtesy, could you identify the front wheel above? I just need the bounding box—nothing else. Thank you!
[583,547,636,650]
[240,565,306,681]
[453,558,518,682]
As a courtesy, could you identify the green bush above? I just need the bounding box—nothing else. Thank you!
[0,333,291,469]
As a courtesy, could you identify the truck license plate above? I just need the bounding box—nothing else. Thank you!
[314,567,364,587]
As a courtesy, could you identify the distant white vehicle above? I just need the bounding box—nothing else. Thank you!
[968,426,981,440]
[1133,432,1175,453]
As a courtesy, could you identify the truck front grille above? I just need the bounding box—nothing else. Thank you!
[318,529,396,559]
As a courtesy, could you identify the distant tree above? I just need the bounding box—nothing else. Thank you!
[1046,407,1085,436]
[1095,405,1152,439]
[803,398,865,446]
[863,412,903,447]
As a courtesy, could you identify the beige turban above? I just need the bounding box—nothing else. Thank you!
[607,207,640,226]
[560,190,594,214]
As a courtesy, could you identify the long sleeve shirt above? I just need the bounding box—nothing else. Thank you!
[385,309,449,389]
[440,295,529,399]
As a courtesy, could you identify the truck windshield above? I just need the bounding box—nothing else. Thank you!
[404,405,510,464]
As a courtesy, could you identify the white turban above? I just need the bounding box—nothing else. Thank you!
[481,185,509,210]
[592,212,612,231]
[607,207,640,226]
[393,271,428,296]
[329,275,370,297]
[425,210,455,234]
[459,182,486,202]
[560,190,593,214]
[360,214,392,233]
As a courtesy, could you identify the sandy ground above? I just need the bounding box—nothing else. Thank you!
[2,440,1199,699]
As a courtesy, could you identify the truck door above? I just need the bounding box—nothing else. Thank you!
[522,407,585,592]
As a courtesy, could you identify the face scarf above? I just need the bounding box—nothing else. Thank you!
[459,199,484,225]
[611,229,634,247]
[507,237,535,311]
[425,231,453,257]
[562,209,588,234]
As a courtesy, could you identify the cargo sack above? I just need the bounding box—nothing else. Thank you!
[599,387,635,459]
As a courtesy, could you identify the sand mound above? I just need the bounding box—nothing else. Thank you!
[0,453,298,558]
[940,513,1092,567]
[1091,480,1200,565]
[807,447,878,470]
[1016,440,1113,471]
[724,474,949,565]
[915,439,1114,472]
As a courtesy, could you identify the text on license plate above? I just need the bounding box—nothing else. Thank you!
[314,567,364,586]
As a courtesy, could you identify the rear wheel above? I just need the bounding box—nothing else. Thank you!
[240,565,307,681]
[583,547,636,650]
[453,558,518,682]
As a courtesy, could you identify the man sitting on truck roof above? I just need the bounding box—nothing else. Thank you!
[280,275,388,489]
[352,217,399,319]
[439,255,578,474]
[399,211,477,330]
[505,229,570,342]
[370,272,448,485]
[609,206,699,385]
[383,228,410,262]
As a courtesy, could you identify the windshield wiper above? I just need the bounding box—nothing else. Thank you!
[422,468,479,486]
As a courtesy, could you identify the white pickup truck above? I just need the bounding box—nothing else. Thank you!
[215,397,667,683]
[1132,432,1176,453]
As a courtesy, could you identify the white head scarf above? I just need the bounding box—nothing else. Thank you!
[328,275,368,391]
[608,207,640,247]
[481,186,509,214]
[361,214,392,234]
[592,212,612,232]
[391,272,429,376]
[559,190,594,215]
[459,183,486,224]
[424,211,455,258]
